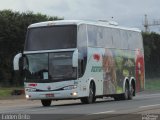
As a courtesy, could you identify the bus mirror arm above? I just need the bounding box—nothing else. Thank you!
[13,53,22,71]
[72,49,78,67]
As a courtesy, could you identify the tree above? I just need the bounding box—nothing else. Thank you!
[142,32,160,78]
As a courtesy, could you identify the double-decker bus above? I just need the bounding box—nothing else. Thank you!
[13,20,145,106]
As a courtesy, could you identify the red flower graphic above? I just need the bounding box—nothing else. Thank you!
[93,53,100,61]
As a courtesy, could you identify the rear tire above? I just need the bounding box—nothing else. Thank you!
[128,83,133,100]
[41,100,52,107]
[121,82,129,100]
[114,82,134,101]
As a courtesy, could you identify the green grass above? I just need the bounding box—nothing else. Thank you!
[0,87,24,98]
[145,78,160,90]
[0,88,13,97]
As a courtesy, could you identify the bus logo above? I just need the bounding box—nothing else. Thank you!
[93,53,100,62]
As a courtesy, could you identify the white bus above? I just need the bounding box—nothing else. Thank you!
[13,20,145,106]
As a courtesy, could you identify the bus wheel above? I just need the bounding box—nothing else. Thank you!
[128,83,134,100]
[80,82,95,104]
[41,99,52,107]
[121,82,129,100]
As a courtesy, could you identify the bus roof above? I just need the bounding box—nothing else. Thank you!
[28,20,141,32]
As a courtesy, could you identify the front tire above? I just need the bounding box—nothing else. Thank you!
[80,82,95,104]
[41,100,52,107]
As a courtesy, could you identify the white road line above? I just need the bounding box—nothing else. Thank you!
[88,110,115,115]
[139,104,160,108]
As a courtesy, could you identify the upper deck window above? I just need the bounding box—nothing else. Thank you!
[24,25,77,51]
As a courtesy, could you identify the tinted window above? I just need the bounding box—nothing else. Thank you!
[87,25,98,46]
[77,24,87,54]
[49,52,77,80]
[87,25,114,48]
[24,54,48,80]
[128,32,143,50]
[25,25,77,51]
[112,29,121,49]
[77,24,88,76]
[119,30,129,49]
[102,27,113,48]
[24,52,77,82]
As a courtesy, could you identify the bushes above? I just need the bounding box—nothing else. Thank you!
[142,32,160,78]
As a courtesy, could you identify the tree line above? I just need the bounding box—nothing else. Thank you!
[142,32,160,78]
[0,10,159,86]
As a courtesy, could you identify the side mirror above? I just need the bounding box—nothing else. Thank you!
[13,53,22,70]
[72,49,78,67]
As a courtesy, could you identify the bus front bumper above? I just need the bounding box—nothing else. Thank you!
[25,90,79,100]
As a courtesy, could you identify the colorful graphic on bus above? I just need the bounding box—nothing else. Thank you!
[135,49,144,92]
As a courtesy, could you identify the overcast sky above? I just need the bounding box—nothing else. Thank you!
[0,0,160,32]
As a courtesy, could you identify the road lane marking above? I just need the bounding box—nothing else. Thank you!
[139,104,160,108]
[88,110,115,115]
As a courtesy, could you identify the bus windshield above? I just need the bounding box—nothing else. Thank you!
[24,52,77,82]
[24,25,77,51]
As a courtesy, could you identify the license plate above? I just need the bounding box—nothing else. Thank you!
[46,94,54,98]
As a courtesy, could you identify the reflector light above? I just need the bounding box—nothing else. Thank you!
[28,83,37,87]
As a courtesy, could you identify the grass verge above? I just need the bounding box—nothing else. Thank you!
[0,88,13,97]
[0,87,24,99]
[145,78,160,90]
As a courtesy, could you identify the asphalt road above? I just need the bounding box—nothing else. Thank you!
[0,90,160,120]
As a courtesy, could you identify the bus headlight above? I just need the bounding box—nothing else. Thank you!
[72,92,77,96]
[63,85,77,90]
[26,94,30,99]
